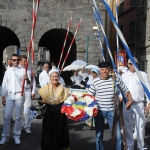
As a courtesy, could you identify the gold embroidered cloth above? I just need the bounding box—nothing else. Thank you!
[38,83,70,104]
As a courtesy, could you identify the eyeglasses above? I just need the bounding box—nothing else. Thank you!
[12,59,19,62]
[129,63,138,65]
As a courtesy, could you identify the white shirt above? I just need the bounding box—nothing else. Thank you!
[122,70,150,104]
[39,70,49,87]
[70,74,83,86]
[1,66,30,97]
[86,75,92,85]
[59,76,66,86]
[79,71,88,79]
[19,65,36,94]
[6,65,12,70]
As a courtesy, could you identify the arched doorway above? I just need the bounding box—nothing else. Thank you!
[38,29,77,85]
[0,26,20,84]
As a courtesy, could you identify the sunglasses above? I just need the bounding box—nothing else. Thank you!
[12,59,19,62]
[129,63,138,65]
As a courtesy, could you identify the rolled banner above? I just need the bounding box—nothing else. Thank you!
[21,0,40,96]
[60,17,82,72]
[58,17,73,69]
[93,10,105,61]
[115,0,119,72]
[92,2,118,75]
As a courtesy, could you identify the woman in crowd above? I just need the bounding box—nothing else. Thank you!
[38,69,70,150]
[70,70,84,89]
[86,68,99,89]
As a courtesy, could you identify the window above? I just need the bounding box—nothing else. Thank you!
[130,0,136,6]
[128,21,135,44]
[141,60,147,72]
[141,18,146,42]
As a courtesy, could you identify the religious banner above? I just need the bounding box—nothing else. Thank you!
[114,50,127,66]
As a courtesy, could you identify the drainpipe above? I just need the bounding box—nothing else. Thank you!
[17,47,20,56]
[86,36,89,64]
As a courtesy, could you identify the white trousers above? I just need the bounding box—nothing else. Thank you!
[22,91,32,129]
[123,102,146,150]
[2,93,25,138]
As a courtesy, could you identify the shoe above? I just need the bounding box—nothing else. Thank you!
[25,128,31,134]
[0,137,9,144]
[90,126,95,130]
[14,137,21,144]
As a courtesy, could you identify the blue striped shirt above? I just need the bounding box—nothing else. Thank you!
[88,77,129,111]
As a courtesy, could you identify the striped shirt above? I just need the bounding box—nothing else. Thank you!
[88,77,129,111]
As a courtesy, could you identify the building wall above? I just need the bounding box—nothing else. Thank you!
[118,0,136,55]
[136,0,150,79]
[117,0,150,80]
[0,0,106,74]
[118,10,136,41]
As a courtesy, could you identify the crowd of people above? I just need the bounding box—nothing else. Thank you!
[0,53,150,150]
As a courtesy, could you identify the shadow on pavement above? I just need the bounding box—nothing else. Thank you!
[68,120,112,150]
[0,119,133,150]
[0,120,42,150]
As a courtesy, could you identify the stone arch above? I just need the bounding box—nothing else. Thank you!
[1,21,26,48]
[34,23,84,51]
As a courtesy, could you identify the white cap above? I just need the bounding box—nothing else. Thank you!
[49,69,59,76]
[128,57,138,64]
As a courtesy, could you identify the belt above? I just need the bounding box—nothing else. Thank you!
[8,91,21,94]
[132,100,143,104]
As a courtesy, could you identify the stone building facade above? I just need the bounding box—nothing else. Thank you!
[136,0,150,78]
[0,0,106,76]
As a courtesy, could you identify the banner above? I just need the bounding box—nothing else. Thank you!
[114,50,127,67]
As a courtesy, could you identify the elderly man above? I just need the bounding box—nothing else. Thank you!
[88,61,132,150]
[0,54,30,144]
[121,57,150,150]
[39,63,50,87]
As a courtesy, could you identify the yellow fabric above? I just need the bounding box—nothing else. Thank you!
[38,83,70,104]
[41,146,70,150]
[72,104,86,109]
[62,146,70,150]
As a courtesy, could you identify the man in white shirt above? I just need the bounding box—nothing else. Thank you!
[122,57,150,150]
[0,54,30,145]
[6,58,12,69]
[39,63,50,87]
[51,62,56,70]
[19,55,36,134]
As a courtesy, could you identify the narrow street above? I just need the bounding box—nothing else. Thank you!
[0,119,113,150]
